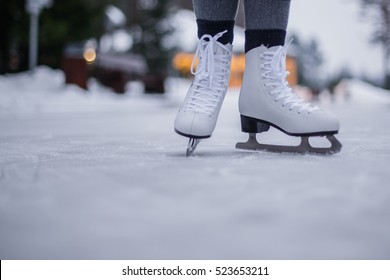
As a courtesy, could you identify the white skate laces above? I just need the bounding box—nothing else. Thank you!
[184,31,232,116]
[260,40,319,114]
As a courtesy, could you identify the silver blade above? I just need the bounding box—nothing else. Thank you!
[236,133,342,155]
[186,138,201,157]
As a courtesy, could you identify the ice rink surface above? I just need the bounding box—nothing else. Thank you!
[1,68,390,259]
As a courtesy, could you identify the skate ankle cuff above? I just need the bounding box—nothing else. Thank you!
[245,29,286,53]
[196,19,235,45]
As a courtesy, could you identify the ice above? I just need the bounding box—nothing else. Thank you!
[1,67,390,259]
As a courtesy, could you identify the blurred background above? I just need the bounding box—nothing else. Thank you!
[1,0,390,260]
[1,0,389,94]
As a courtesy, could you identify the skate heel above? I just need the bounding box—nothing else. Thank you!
[240,115,270,133]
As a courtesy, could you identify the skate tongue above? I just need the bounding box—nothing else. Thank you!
[270,39,292,73]
[191,31,231,87]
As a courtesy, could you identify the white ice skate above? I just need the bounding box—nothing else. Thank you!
[237,42,342,154]
[174,31,232,156]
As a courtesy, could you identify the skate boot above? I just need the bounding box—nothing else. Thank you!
[237,42,342,154]
[174,31,233,156]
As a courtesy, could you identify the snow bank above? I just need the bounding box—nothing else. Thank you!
[0,66,152,116]
[0,67,84,116]
[344,79,390,104]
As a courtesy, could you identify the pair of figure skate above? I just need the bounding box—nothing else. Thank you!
[174,31,342,156]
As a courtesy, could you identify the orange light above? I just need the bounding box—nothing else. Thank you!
[172,52,297,88]
[83,48,96,64]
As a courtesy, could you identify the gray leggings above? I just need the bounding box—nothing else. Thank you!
[193,0,291,30]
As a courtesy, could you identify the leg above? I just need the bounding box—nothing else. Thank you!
[244,0,291,52]
[193,0,240,21]
[193,0,240,44]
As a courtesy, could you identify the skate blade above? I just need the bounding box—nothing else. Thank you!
[186,138,201,157]
[236,133,342,155]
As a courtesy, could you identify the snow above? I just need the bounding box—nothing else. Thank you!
[1,67,390,259]
[100,30,134,53]
[105,5,126,28]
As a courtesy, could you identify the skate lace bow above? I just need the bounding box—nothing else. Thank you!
[185,31,231,115]
[261,39,319,114]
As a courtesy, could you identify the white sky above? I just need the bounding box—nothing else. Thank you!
[288,0,383,78]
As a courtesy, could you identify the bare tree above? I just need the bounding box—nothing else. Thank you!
[361,0,390,88]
